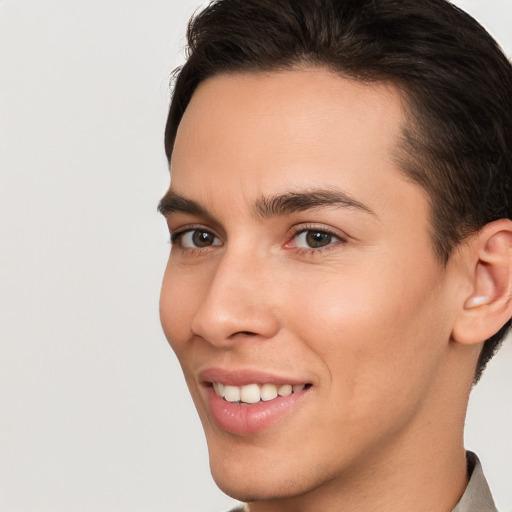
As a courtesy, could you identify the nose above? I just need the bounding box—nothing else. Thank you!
[190,251,280,347]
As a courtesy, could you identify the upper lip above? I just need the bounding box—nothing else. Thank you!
[198,367,312,387]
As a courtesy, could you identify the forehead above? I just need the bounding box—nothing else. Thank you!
[170,68,424,226]
[174,69,406,156]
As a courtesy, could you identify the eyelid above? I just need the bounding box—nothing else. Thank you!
[284,223,348,251]
[169,224,223,248]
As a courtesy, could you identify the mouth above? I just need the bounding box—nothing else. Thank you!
[198,368,314,434]
[212,381,313,405]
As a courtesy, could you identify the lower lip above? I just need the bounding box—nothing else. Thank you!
[206,387,310,435]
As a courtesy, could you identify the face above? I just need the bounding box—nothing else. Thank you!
[160,69,461,504]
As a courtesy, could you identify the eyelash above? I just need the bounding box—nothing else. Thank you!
[169,224,346,255]
[169,225,221,250]
[285,224,346,254]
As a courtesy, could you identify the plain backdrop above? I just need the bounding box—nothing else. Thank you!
[0,1,511,511]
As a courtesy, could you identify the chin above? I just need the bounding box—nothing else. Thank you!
[211,465,304,503]
[207,441,326,504]
[207,446,275,500]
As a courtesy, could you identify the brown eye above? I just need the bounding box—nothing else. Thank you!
[306,231,333,248]
[192,230,216,247]
[176,229,222,249]
[294,230,339,249]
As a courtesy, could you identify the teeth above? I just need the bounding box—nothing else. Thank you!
[213,382,308,403]
[261,383,278,401]
[213,382,224,397]
[278,384,292,397]
[240,384,261,404]
[223,385,240,402]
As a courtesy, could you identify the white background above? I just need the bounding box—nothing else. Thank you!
[0,1,510,511]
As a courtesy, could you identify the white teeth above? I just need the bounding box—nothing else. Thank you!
[213,382,225,397]
[278,384,292,397]
[213,382,308,403]
[260,383,278,401]
[223,385,240,402]
[240,384,261,404]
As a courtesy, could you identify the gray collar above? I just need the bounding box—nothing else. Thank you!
[452,452,497,512]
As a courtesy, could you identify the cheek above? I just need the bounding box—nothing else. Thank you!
[288,262,447,410]
[159,263,199,352]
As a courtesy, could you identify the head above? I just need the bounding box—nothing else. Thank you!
[159,0,512,506]
[164,0,512,381]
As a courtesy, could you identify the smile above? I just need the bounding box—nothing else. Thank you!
[212,382,311,404]
[206,380,313,434]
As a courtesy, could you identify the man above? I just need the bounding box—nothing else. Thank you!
[158,0,512,510]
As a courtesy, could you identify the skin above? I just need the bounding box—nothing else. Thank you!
[159,69,485,511]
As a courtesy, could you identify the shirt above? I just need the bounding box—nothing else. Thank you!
[228,452,497,512]
[452,451,497,512]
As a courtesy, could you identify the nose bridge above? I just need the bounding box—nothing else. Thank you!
[191,247,278,345]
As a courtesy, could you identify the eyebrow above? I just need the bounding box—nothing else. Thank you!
[158,188,375,219]
[253,189,375,218]
[158,191,211,218]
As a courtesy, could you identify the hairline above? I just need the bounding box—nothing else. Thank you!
[167,62,455,264]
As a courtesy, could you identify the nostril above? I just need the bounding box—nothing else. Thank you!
[230,331,258,337]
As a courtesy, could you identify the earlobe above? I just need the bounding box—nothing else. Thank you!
[464,295,488,308]
[452,219,512,345]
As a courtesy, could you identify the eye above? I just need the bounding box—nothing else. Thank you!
[172,229,222,249]
[292,228,342,249]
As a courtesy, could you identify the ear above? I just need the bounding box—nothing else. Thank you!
[451,219,512,345]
